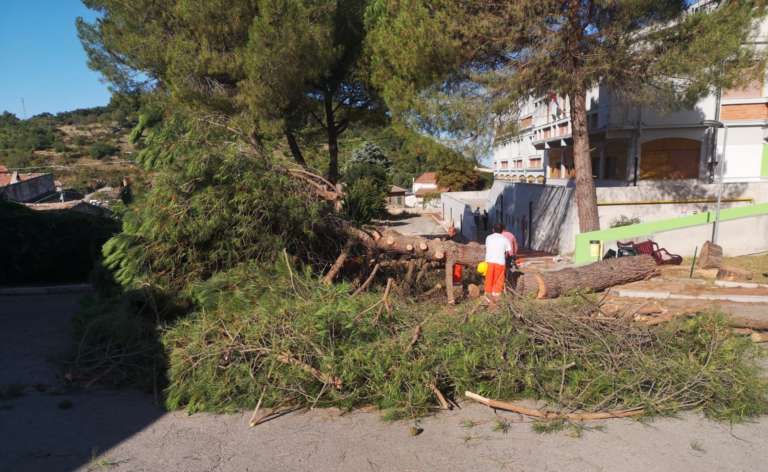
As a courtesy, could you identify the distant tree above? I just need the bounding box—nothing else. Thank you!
[349,142,390,169]
[368,0,768,231]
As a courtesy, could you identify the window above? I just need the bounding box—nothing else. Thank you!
[640,138,701,180]
[500,160,508,169]
[528,157,542,168]
[513,159,524,169]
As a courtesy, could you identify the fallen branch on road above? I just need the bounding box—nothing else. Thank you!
[464,391,644,421]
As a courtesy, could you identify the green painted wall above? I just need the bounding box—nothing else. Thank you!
[762,144,768,178]
[573,203,768,264]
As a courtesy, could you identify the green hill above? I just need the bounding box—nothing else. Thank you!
[0,95,143,194]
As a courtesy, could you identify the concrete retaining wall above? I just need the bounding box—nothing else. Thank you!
[442,180,768,255]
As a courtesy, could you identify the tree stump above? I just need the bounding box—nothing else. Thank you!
[697,241,723,269]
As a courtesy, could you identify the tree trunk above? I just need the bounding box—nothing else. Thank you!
[324,92,340,184]
[285,131,307,167]
[566,0,600,233]
[445,255,456,304]
[514,255,657,299]
[569,85,600,233]
[345,227,485,267]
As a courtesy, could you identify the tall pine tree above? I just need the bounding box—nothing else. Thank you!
[368,0,767,231]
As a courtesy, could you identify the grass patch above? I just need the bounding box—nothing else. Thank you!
[720,253,768,283]
[681,252,768,283]
[492,418,512,434]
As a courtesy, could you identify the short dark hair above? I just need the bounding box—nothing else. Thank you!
[493,223,504,233]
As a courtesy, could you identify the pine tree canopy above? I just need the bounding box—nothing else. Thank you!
[79,0,380,182]
[368,0,767,115]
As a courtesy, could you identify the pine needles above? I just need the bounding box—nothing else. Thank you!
[157,260,768,422]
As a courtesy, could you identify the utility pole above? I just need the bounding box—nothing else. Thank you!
[702,120,728,244]
[20,98,26,119]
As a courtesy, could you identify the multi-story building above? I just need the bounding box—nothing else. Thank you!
[493,2,768,187]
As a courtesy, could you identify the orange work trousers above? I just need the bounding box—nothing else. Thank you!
[484,262,505,296]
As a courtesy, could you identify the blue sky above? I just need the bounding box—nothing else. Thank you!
[0,0,111,118]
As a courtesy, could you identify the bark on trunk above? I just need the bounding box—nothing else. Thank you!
[566,0,600,233]
[569,86,600,233]
[285,131,307,167]
[514,255,658,299]
[324,92,340,184]
[345,227,486,267]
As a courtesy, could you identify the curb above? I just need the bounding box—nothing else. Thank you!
[611,288,768,304]
[0,284,93,296]
[714,280,768,290]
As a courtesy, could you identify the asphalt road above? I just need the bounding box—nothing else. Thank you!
[2,292,768,472]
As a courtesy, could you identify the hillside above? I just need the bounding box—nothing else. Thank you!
[0,96,144,194]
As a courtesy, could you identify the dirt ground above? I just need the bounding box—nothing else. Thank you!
[2,292,768,472]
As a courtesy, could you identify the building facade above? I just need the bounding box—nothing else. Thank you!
[493,4,768,187]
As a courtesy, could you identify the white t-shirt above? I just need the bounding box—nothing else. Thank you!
[485,233,512,266]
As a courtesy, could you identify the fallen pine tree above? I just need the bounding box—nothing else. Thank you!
[334,223,660,303]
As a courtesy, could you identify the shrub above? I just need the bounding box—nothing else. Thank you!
[342,177,387,225]
[89,142,119,159]
[52,140,69,153]
[0,201,119,284]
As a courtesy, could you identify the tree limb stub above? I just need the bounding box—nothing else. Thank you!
[323,240,354,285]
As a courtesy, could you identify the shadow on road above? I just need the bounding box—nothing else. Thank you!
[0,292,164,472]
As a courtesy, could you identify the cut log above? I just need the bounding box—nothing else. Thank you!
[345,227,485,267]
[751,332,768,343]
[515,255,658,299]
[697,241,723,269]
[727,315,768,331]
[344,226,658,301]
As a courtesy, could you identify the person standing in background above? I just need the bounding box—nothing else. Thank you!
[484,223,512,304]
[500,224,518,270]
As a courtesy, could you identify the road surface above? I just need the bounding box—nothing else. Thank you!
[1,291,768,472]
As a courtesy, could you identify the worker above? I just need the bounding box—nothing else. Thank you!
[484,223,512,303]
[500,224,518,270]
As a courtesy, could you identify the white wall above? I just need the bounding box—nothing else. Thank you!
[443,181,768,255]
[413,182,437,193]
[721,127,765,181]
